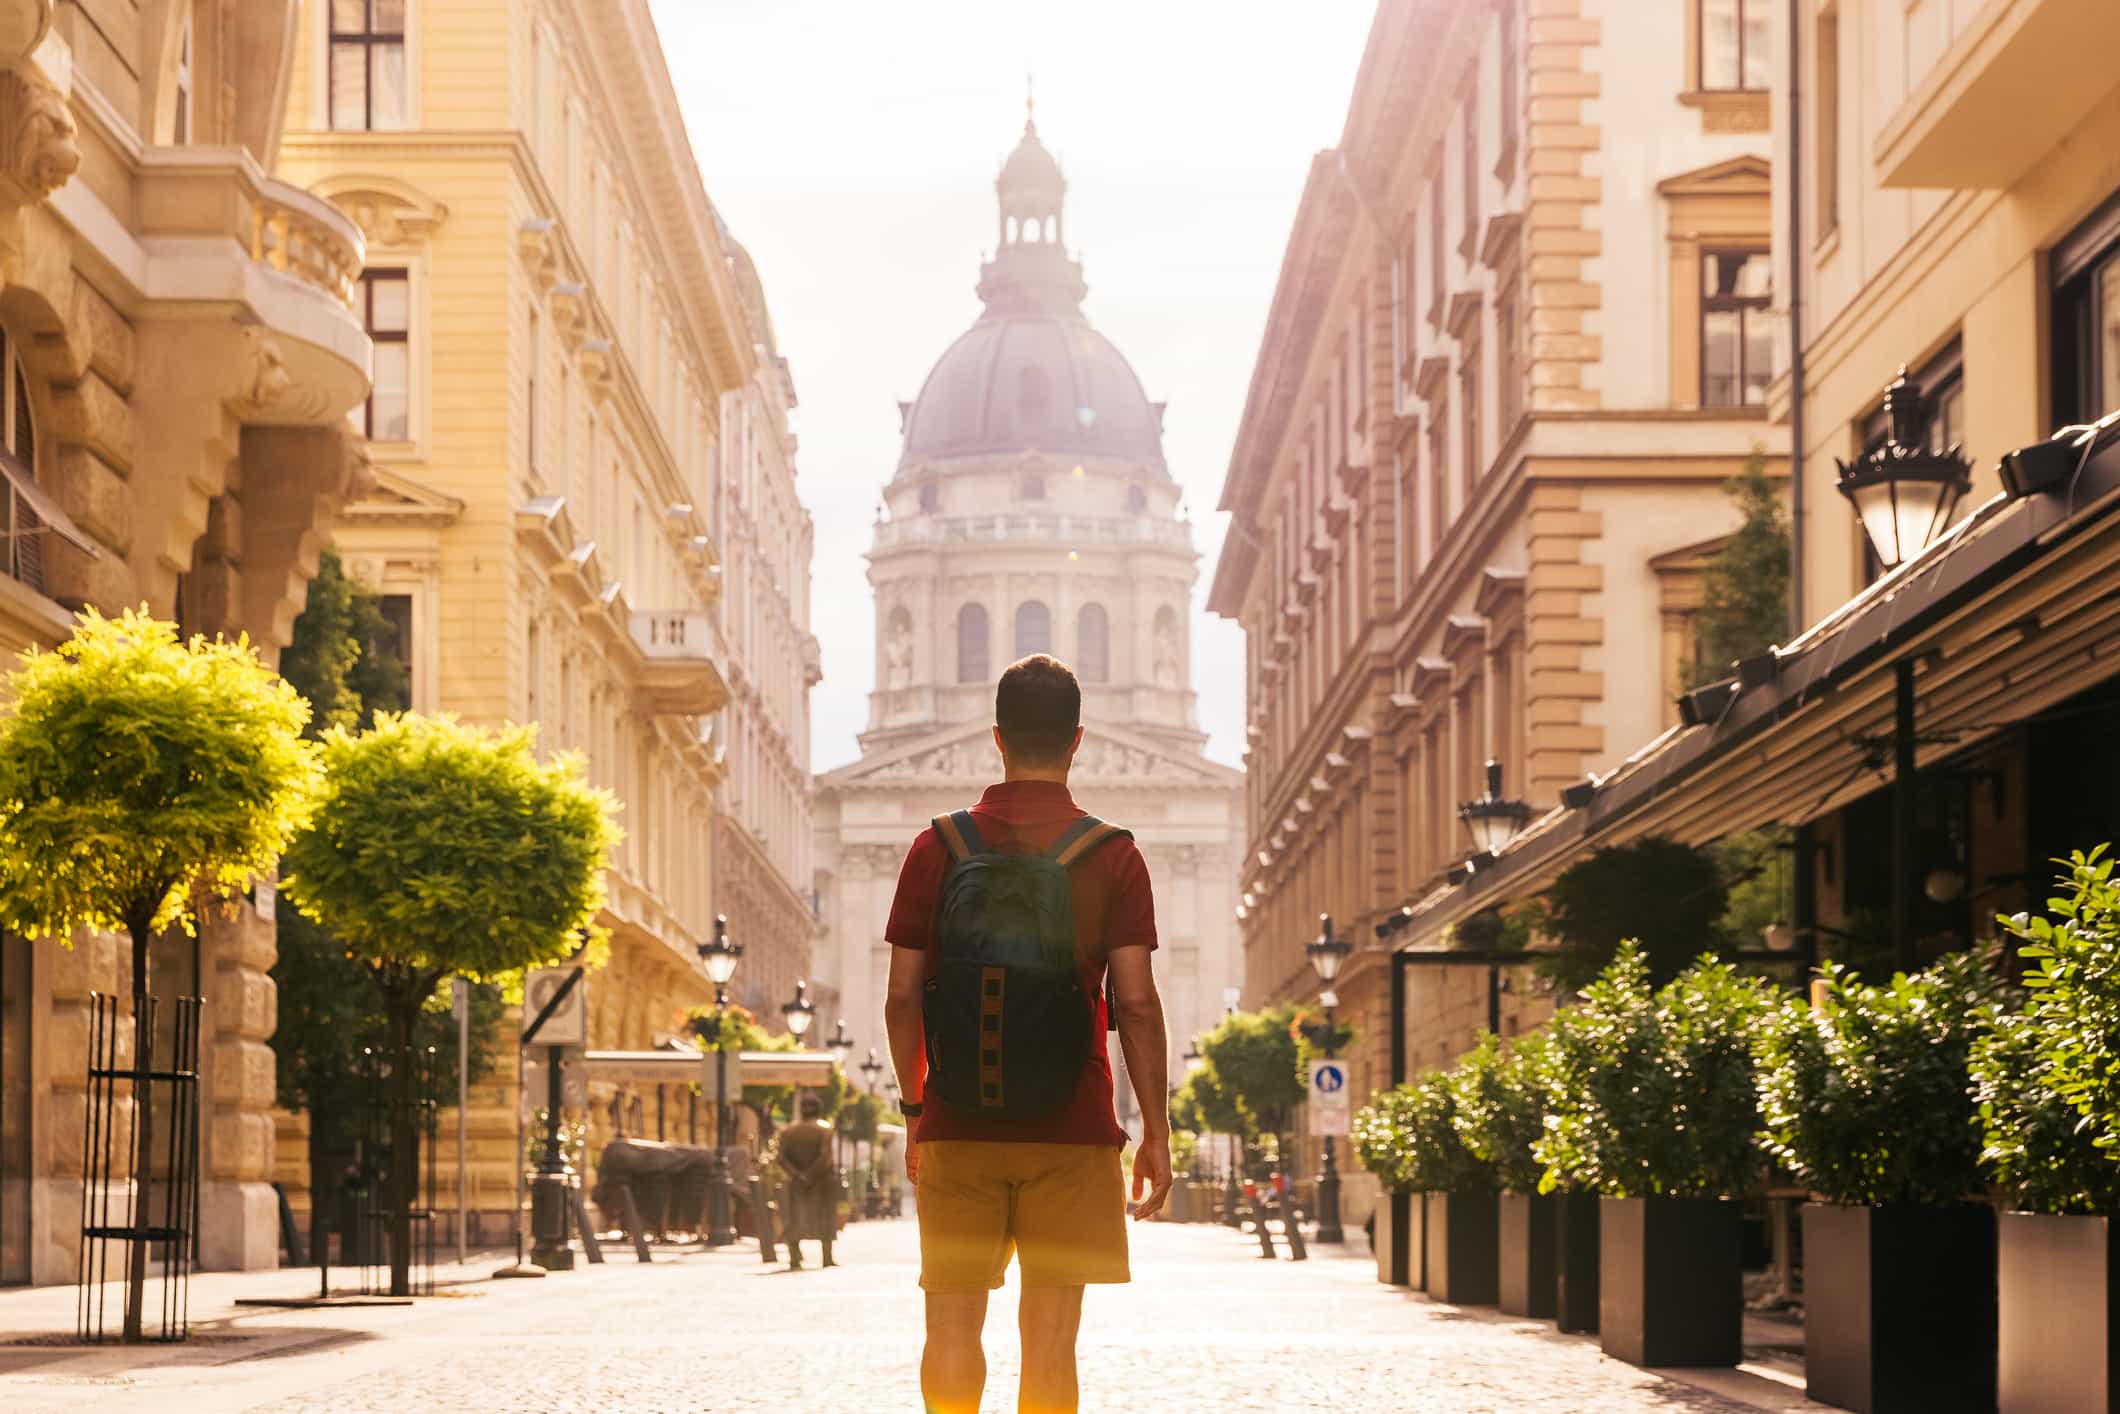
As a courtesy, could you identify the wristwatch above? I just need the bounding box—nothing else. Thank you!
[899,1101,923,1118]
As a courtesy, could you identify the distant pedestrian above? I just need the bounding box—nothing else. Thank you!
[775,1095,838,1270]
[883,654,1172,1414]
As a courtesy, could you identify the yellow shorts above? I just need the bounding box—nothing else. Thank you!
[915,1140,1129,1292]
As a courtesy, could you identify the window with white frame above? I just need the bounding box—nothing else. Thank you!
[357,268,411,440]
[1700,0,1771,92]
[329,0,408,132]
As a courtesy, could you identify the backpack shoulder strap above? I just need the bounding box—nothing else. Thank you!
[1046,815,1132,869]
[932,809,986,862]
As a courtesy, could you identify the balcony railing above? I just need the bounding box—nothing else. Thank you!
[872,512,1193,550]
[628,612,727,716]
[249,187,362,310]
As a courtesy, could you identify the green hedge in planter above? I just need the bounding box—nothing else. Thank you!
[1448,1029,1551,1195]
[1989,847,2120,1170]
[1755,952,2000,1205]
[1536,942,1787,1197]
[1971,854,2120,1214]
[1353,1071,1494,1195]
[1353,1084,1423,1196]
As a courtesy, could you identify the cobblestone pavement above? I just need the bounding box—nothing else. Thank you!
[5,1220,1820,1413]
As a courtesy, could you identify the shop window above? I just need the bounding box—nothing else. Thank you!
[1701,249,1771,408]
[329,0,408,132]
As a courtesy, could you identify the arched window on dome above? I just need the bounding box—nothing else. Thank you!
[957,603,989,684]
[1015,600,1051,659]
[1077,604,1109,683]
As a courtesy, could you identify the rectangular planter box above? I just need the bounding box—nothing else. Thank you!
[1499,1192,1557,1319]
[1599,1196,1741,1368]
[1999,1211,2119,1413]
[1374,1191,1411,1287]
[1424,1188,1500,1306]
[1556,1190,1600,1334]
[1803,1202,1996,1414]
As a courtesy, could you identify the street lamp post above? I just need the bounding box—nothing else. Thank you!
[858,1048,884,1220]
[781,979,816,1044]
[696,915,743,1247]
[827,1018,853,1173]
[1303,914,1353,1245]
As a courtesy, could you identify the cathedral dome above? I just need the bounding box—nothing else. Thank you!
[901,313,1163,465]
[898,109,1164,470]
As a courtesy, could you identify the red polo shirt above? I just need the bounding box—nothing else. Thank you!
[885,780,1157,1148]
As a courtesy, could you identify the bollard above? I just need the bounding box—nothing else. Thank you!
[1253,1196,1277,1259]
[1282,1199,1308,1261]
[618,1184,653,1263]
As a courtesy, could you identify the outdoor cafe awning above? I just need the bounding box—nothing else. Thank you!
[579,1049,839,1087]
[1395,415,2120,947]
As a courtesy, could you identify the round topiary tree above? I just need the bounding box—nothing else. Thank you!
[279,712,618,1296]
[0,607,317,1341]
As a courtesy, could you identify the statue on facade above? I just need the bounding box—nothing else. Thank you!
[884,614,914,689]
[1153,616,1180,688]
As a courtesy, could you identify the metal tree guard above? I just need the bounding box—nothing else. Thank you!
[76,992,201,1343]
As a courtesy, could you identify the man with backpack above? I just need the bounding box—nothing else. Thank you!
[883,654,1172,1414]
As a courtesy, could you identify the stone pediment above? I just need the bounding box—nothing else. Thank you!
[345,467,465,527]
[819,718,1239,790]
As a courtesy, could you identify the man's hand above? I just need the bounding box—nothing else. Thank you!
[905,1140,921,1188]
[1129,1133,1172,1220]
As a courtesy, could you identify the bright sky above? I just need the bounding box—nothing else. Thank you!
[648,0,1376,773]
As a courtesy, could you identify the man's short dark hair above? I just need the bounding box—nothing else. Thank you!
[996,654,1081,764]
[799,1094,824,1119]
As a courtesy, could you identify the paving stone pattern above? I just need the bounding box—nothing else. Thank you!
[7,1221,1779,1413]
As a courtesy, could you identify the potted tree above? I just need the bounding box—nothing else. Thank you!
[1972,848,2120,1412]
[1756,954,2001,1414]
[280,713,618,1296]
[1352,1083,1422,1287]
[1536,944,1783,1368]
[1450,1029,1560,1320]
[1400,1067,1498,1306]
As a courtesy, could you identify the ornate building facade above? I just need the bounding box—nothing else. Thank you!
[814,114,1243,1101]
[711,232,821,1023]
[270,0,766,1243]
[0,0,374,1284]
[1208,0,1787,1223]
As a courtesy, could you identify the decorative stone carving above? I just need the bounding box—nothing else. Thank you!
[241,329,292,410]
[550,283,591,348]
[518,217,562,291]
[0,67,77,206]
[1153,615,1180,688]
[884,611,913,688]
[578,338,616,401]
[0,1,51,68]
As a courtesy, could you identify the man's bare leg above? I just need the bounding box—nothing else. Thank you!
[1017,1285,1085,1413]
[922,1290,989,1414]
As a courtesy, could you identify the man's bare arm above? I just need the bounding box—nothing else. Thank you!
[1108,945,1172,1219]
[883,945,929,1180]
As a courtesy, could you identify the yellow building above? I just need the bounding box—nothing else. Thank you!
[271,0,772,1243]
[0,0,372,1285]
[1209,0,1787,1223]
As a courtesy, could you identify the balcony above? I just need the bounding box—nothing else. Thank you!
[131,148,369,422]
[1878,0,2119,189]
[629,611,729,717]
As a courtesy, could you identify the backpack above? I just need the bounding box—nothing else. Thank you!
[921,809,1132,1120]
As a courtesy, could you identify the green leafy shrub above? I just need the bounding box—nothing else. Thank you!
[1353,1071,1494,1195]
[1756,953,2000,1206]
[1972,848,2120,1213]
[1352,1084,1422,1196]
[1536,943,1785,1197]
[1447,1030,1552,1195]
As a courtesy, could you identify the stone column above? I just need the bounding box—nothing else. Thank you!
[196,904,279,1270]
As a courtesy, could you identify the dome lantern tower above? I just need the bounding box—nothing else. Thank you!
[979,95,1087,319]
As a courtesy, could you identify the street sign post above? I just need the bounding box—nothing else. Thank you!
[1307,1059,1350,1137]
[522,967,587,1048]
